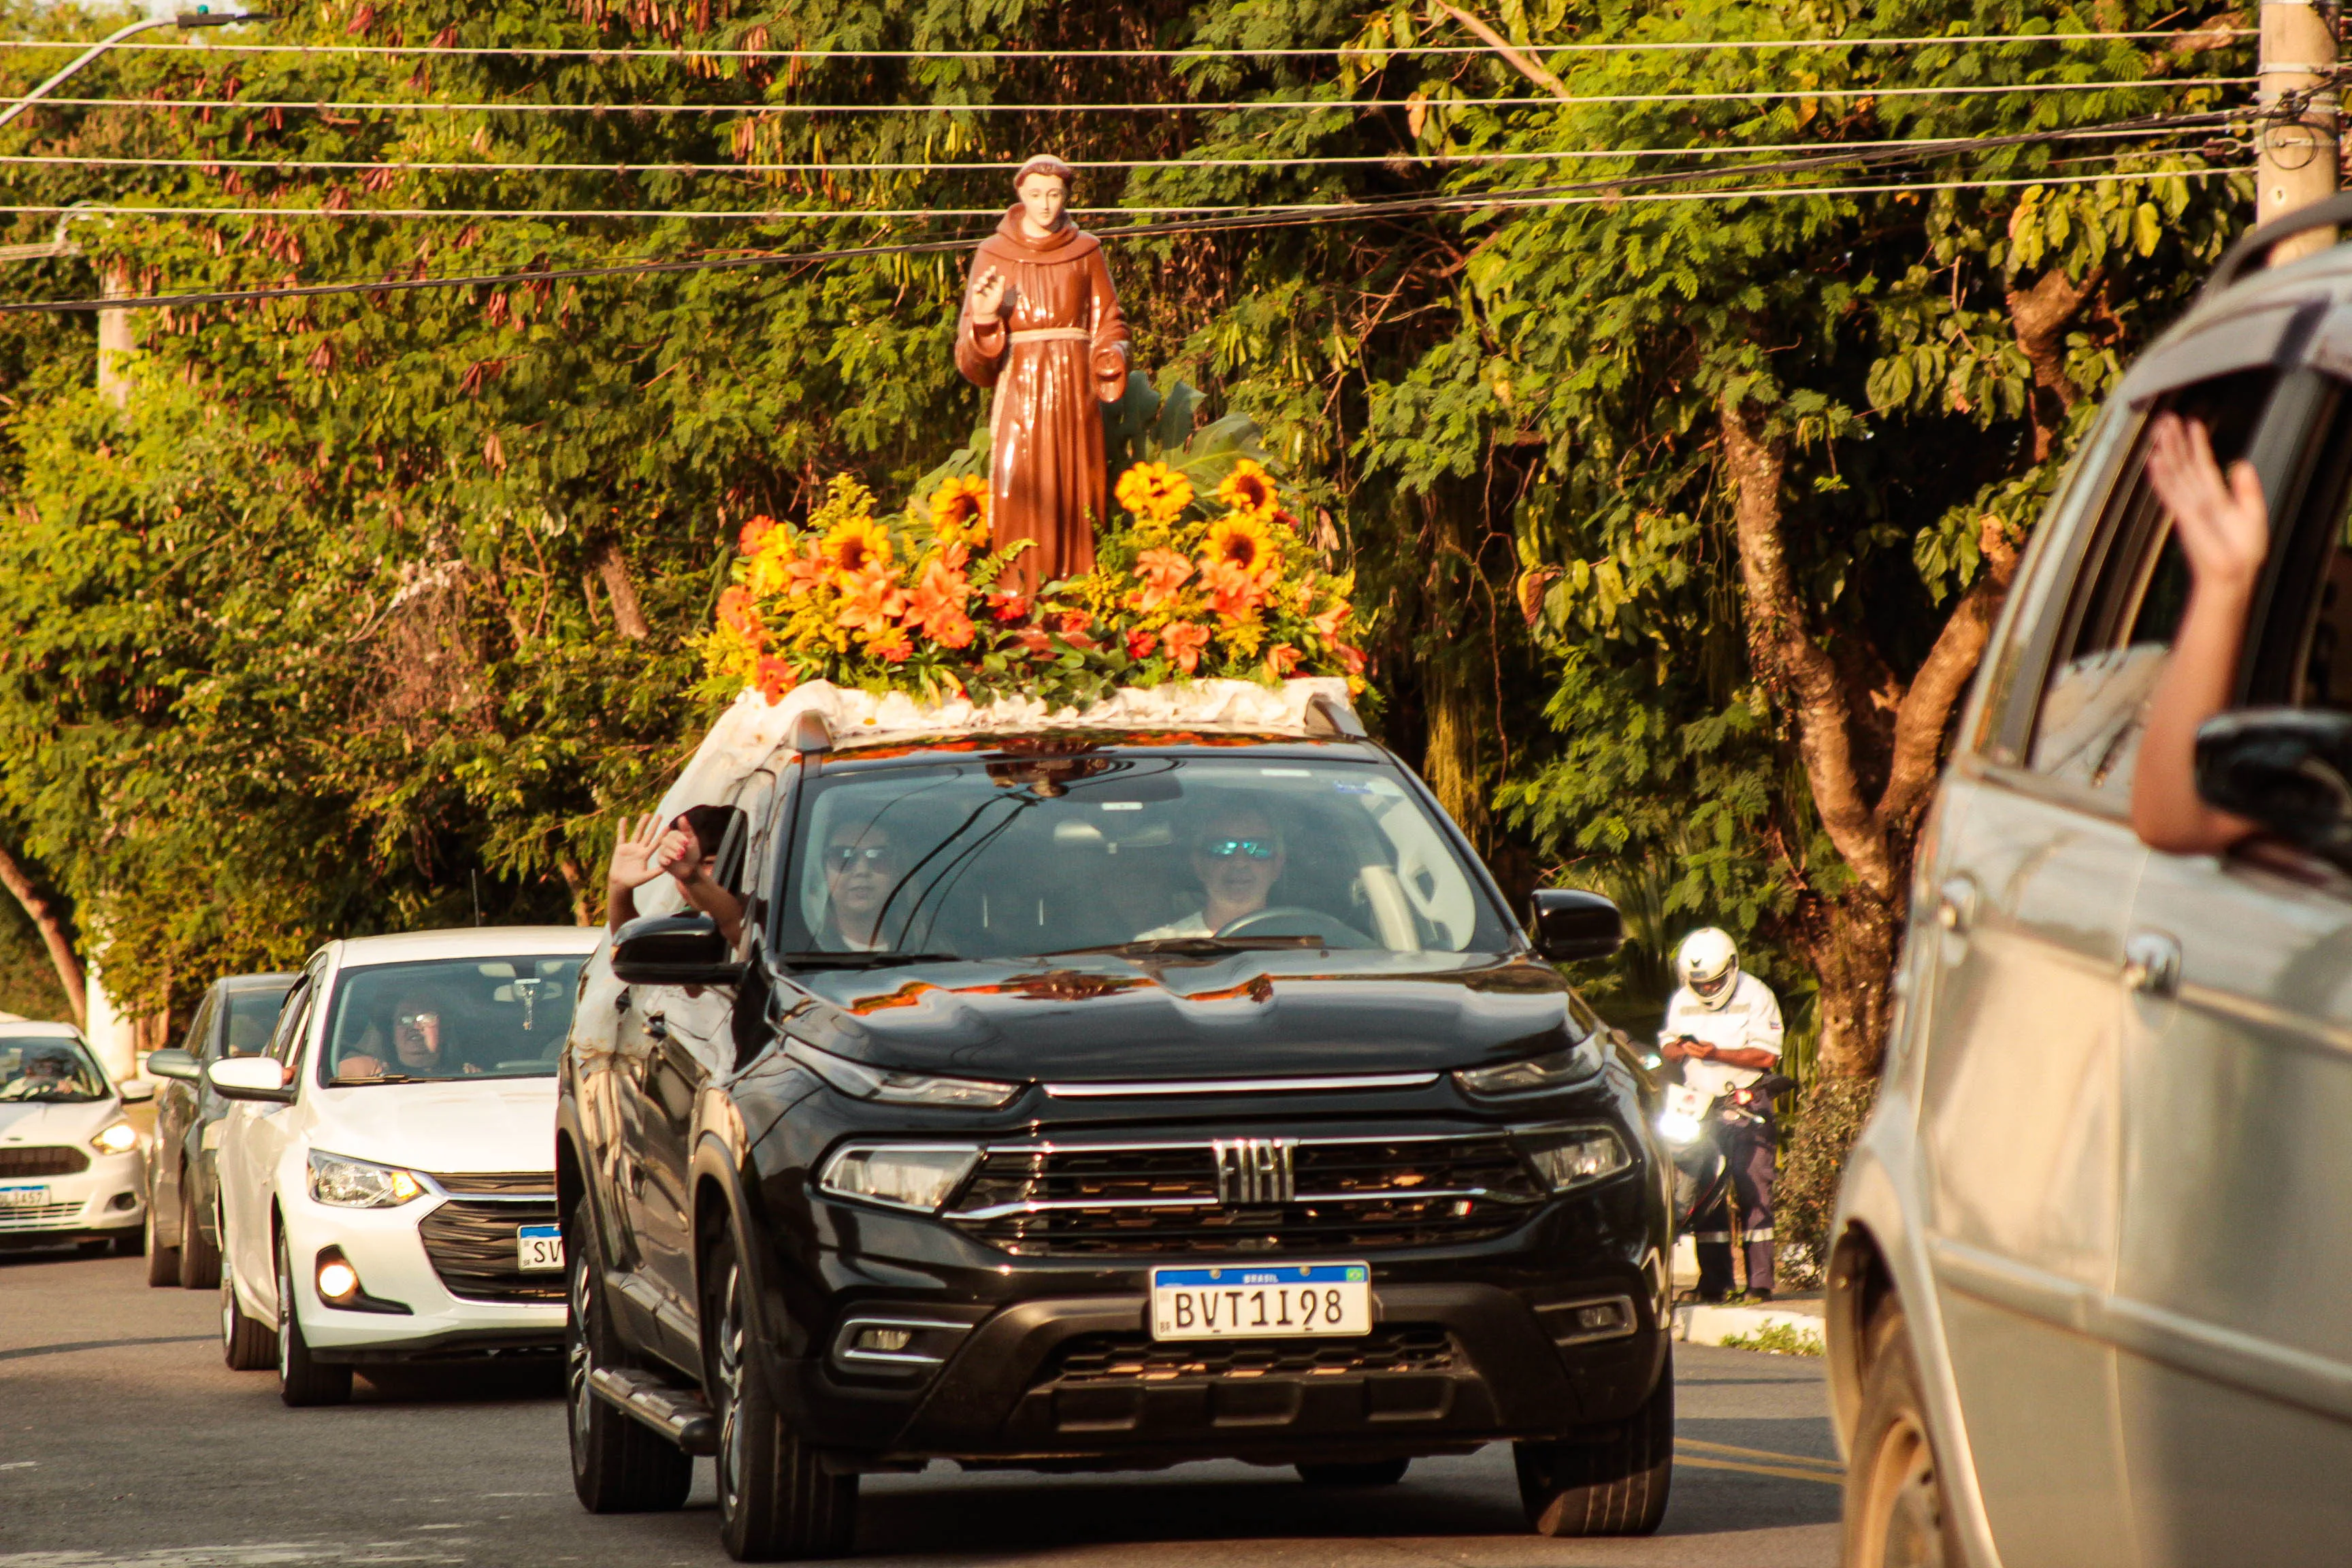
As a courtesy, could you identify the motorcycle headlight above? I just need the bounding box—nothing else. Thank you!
[785,1038,1020,1109]
[1454,1040,1600,1098]
[307,1149,427,1209]
[817,1144,981,1213]
[1655,1108,1703,1145]
[88,1120,139,1156]
[1518,1128,1631,1192]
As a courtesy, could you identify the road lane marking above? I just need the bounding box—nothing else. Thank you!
[1676,1448,1844,1486]
[1678,1437,1843,1473]
[0,1461,35,1470]
[0,1334,212,1362]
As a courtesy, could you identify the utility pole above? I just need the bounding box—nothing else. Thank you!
[2257,0,2341,264]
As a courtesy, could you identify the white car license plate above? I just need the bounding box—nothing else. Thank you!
[1151,1262,1371,1340]
[0,1183,48,1208]
[517,1224,564,1273]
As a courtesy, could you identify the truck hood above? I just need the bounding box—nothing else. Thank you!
[0,1096,122,1147]
[306,1077,557,1175]
[780,949,1580,1082]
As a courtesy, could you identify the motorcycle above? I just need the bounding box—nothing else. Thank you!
[1647,1058,1796,1236]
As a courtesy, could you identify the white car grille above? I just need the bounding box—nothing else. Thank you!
[0,1200,87,1230]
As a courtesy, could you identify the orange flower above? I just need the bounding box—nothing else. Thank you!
[866,626,913,663]
[930,474,992,544]
[738,515,775,555]
[717,585,762,640]
[1205,514,1278,581]
[754,655,796,704]
[1164,620,1211,674]
[1335,642,1366,676]
[905,559,975,649]
[1126,628,1158,661]
[1056,610,1092,638]
[1311,601,1352,641]
[1115,461,1193,521]
[783,544,828,600]
[1134,547,1194,612]
[1216,459,1279,522]
[834,562,907,634]
[987,590,1030,623]
[1201,559,1270,621]
[820,516,893,579]
[1267,642,1300,676]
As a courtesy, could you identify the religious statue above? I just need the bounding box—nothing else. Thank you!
[954,154,1131,591]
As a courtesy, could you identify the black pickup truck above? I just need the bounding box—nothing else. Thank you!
[557,700,1673,1561]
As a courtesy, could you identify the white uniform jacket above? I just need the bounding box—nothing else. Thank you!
[1662,971,1784,1100]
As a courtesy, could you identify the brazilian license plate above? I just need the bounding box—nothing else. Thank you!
[1150,1262,1371,1340]
[0,1184,48,1208]
[517,1224,564,1273]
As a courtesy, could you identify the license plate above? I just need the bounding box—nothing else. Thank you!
[0,1184,49,1209]
[1151,1262,1372,1340]
[517,1224,564,1273]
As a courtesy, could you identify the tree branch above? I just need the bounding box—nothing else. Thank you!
[1720,397,1897,900]
[0,838,84,1026]
[590,537,650,640]
[1876,517,2023,840]
[2006,265,2104,461]
[1433,3,1573,102]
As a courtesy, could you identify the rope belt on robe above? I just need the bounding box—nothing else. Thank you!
[1007,327,1096,344]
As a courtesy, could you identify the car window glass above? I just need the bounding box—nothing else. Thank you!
[780,755,1514,960]
[319,955,589,1084]
[731,768,780,952]
[176,995,218,1061]
[220,984,293,1059]
[265,979,314,1067]
[2027,369,2277,799]
[0,1035,106,1102]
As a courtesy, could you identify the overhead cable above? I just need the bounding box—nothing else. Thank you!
[0,77,2255,116]
[0,29,2255,61]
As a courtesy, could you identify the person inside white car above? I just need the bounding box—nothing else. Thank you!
[332,987,482,1081]
[0,1043,100,1102]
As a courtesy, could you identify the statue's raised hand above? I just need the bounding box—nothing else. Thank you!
[970,265,1009,325]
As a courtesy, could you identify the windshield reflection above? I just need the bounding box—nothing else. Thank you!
[321,956,586,1085]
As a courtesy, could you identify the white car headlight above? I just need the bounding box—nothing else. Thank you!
[785,1039,1020,1109]
[307,1149,427,1208]
[1454,1040,1600,1098]
[88,1120,138,1156]
[817,1145,981,1213]
[1518,1128,1632,1192]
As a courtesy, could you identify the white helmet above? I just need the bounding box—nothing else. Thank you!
[1675,928,1740,1011]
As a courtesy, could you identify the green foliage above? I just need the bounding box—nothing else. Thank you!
[1714,1320,1827,1357]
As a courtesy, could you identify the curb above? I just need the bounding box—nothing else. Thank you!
[1671,1303,1826,1352]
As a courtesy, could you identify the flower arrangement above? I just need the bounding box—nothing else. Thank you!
[700,456,1365,710]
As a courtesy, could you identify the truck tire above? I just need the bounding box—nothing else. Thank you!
[219,1235,275,1371]
[706,1224,856,1562]
[275,1232,353,1407]
[1514,1352,1673,1537]
[179,1184,222,1289]
[566,1200,693,1514]
[144,1199,179,1287]
[1843,1300,1962,1568]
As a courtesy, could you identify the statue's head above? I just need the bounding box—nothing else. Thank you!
[1013,154,1075,232]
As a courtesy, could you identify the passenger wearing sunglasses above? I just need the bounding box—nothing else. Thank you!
[819,825,900,951]
[1139,808,1288,939]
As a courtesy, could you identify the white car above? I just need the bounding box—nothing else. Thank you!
[209,926,601,1405]
[0,1022,150,1255]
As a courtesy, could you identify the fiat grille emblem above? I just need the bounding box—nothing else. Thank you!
[1212,1137,1296,1205]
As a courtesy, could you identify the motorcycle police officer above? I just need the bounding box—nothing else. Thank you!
[1661,928,1784,1303]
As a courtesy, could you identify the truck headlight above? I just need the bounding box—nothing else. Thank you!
[307,1149,426,1208]
[785,1039,1019,1109]
[88,1120,139,1156]
[1454,1041,1599,1098]
[817,1144,980,1213]
[1518,1128,1631,1192]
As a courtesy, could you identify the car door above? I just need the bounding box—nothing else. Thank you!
[2113,359,2352,1567]
[149,990,217,1245]
[220,965,319,1309]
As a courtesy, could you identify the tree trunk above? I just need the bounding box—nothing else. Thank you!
[557,853,598,928]
[590,538,651,640]
[0,839,84,1027]
[1797,887,1904,1081]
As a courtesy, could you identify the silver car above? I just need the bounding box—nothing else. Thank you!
[1830,193,2352,1568]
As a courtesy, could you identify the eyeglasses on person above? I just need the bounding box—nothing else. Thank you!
[825,844,894,870]
[1196,836,1280,861]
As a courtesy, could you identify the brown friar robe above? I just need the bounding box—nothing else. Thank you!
[954,207,1130,590]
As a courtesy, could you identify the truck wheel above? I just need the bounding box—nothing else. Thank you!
[566,1199,693,1514]
[1844,1301,1961,1568]
[144,1198,180,1287]
[275,1233,353,1407]
[706,1226,856,1561]
[219,1236,275,1371]
[178,1186,221,1290]
[1298,1458,1410,1486]
[1514,1351,1673,1536]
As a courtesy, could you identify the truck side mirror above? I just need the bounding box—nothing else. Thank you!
[612,913,745,987]
[2194,708,2352,864]
[1529,889,1624,962]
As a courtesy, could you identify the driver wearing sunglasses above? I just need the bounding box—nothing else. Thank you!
[1139,808,1287,939]
[819,824,900,951]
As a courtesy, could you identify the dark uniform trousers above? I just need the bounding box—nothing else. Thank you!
[1693,1114,1776,1296]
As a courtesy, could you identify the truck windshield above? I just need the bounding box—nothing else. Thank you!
[777,753,1514,962]
[319,956,586,1085]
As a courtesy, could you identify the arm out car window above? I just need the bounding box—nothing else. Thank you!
[2025,369,2282,802]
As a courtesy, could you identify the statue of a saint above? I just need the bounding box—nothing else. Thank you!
[955,154,1130,591]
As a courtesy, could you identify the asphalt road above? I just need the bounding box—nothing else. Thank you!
[0,1248,1840,1568]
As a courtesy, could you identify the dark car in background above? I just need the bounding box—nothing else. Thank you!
[139,973,296,1288]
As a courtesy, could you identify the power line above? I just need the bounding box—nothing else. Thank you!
[0,29,2256,61]
[0,125,2224,178]
[0,77,2254,116]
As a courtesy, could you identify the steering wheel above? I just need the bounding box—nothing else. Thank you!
[1215,906,1375,948]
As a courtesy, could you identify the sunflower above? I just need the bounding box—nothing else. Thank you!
[819,515,894,579]
[1205,514,1279,581]
[930,474,992,544]
[1215,459,1279,522]
[1115,461,1194,522]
